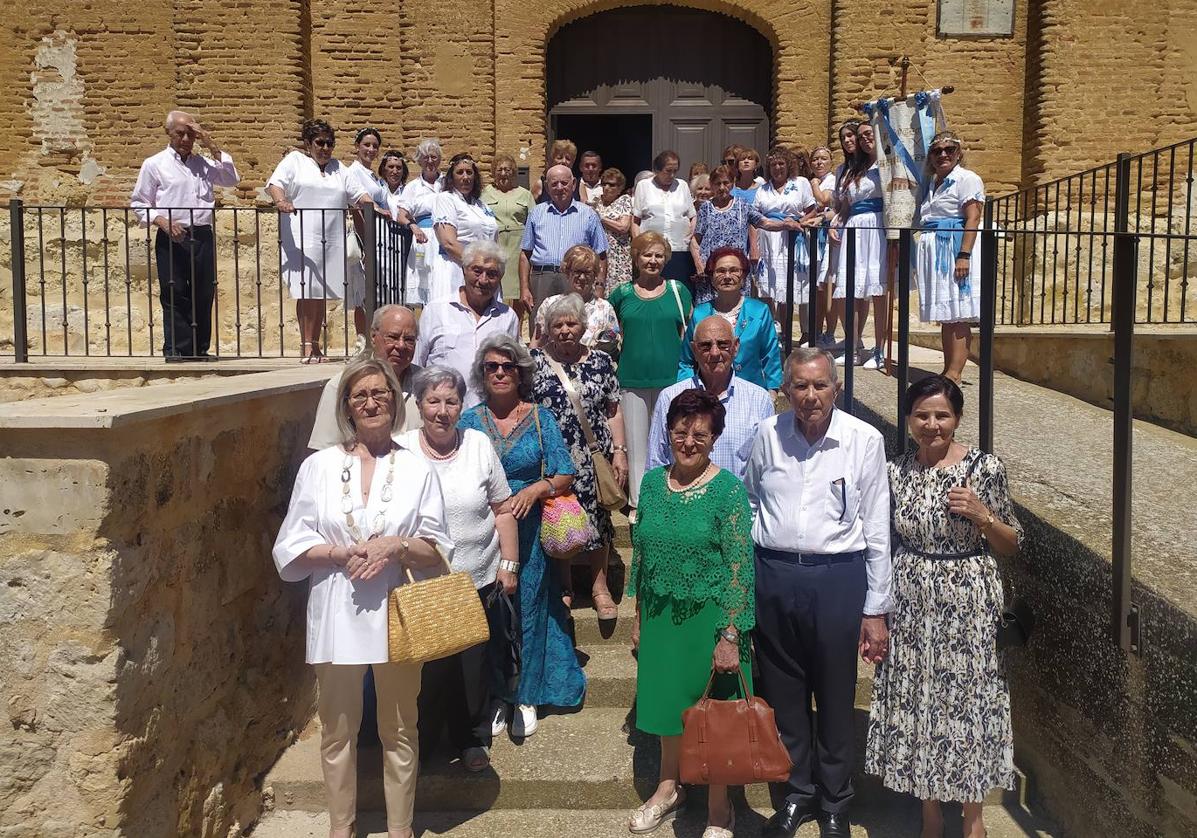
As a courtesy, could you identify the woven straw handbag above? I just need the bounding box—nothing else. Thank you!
[532,407,596,559]
[387,550,490,664]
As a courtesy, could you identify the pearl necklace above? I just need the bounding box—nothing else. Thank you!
[420,429,460,461]
[342,447,396,542]
[667,462,716,493]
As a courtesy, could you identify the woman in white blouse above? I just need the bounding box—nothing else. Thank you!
[399,138,444,307]
[267,119,373,363]
[916,131,986,383]
[400,365,519,773]
[808,145,839,346]
[273,356,455,838]
[429,153,499,303]
[632,150,696,294]
[754,146,817,323]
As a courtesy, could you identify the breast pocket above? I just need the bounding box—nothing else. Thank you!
[828,479,861,523]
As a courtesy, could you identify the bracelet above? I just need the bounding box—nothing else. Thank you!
[717,627,740,644]
[956,251,971,260]
[542,478,556,497]
[498,559,519,573]
[612,445,628,453]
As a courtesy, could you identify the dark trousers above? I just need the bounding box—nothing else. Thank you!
[661,251,695,298]
[753,547,867,815]
[154,225,216,357]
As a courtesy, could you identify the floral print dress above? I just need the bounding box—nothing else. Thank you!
[530,348,620,552]
[692,198,763,303]
[597,193,634,289]
[865,448,1023,803]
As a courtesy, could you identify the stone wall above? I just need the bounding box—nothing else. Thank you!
[0,367,331,836]
[1,0,1194,205]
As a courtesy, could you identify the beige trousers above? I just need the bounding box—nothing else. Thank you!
[314,661,422,830]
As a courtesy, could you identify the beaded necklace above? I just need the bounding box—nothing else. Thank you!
[341,447,396,541]
[420,429,460,461]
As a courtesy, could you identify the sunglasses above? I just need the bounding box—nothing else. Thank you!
[483,361,519,374]
[312,138,335,149]
[930,145,959,155]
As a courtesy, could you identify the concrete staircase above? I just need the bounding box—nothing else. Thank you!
[251,513,1059,837]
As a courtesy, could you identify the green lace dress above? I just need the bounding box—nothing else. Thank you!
[627,466,755,736]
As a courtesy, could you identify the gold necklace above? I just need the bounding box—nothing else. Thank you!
[341,447,396,541]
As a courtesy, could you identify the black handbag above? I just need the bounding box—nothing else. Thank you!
[485,586,521,695]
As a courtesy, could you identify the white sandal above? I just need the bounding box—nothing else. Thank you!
[702,809,736,838]
[628,787,685,834]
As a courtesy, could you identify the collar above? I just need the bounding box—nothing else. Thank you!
[545,200,580,216]
[691,373,737,402]
[167,145,191,164]
[785,406,842,446]
[452,290,504,318]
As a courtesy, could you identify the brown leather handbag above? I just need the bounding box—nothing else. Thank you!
[679,670,792,786]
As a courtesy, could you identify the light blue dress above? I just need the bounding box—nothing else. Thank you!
[678,297,783,390]
[460,403,586,708]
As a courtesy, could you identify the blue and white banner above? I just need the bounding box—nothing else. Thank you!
[862,89,948,239]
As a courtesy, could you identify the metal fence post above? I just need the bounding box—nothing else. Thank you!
[1111,152,1139,654]
[896,227,912,454]
[842,228,856,414]
[979,203,997,453]
[783,228,795,355]
[363,204,378,324]
[9,198,28,362]
[807,226,819,342]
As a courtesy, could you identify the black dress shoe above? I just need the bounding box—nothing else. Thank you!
[763,802,817,838]
[819,812,852,838]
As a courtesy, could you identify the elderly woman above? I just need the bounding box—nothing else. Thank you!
[273,356,454,838]
[482,152,533,323]
[609,231,694,510]
[808,145,839,346]
[429,154,498,303]
[460,334,585,738]
[678,247,783,390]
[754,147,818,324]
[731,146,763,204]
[399,366,518,773]
[532,245,620,354]
[866,375,1023,838]
[627,389,754,838]
[532,138,578,203]
[377,150,425,304]
[915,131,986,383]
[689,173,712,211]
[596,168,635,290]
[532,292,628,619]
[632,150,697,291]
[831,122,888,369]
[267,119,372,363]
[399,138,444,307]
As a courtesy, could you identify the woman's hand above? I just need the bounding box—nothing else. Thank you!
[612,450,629,488]
[350,536,408,581]
[497,568,518,594]
[712,637,740,673]
[859,615,889,664]
[412,226,427,244]
[829,224,842,245]
[275,198,295,214]
[947,486,991,526]
[631,612,640,651]
[510,484,545,519]
[954,256,970,281]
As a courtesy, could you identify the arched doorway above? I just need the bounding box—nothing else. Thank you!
[546,6,773,180]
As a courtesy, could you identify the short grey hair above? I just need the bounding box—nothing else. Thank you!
[472,333,535,401]
[370,304,417,334]
[543,293,586,330]
[334,356,404,445]
[462,239,507,273]
[415,138,443,164]
[413,364,467,403]
[782,346,839,391]
[165,110,191,132]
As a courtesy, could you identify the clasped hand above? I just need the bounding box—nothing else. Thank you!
[341,536,407,581]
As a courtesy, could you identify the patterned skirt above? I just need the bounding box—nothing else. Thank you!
[864,548,1015,802]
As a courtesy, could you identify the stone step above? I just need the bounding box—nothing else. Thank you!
[577,643,635,707]
[264,704,1024,815]
[252,802,1059,837]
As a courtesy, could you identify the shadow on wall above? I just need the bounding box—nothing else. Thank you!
[853,400,1197,838]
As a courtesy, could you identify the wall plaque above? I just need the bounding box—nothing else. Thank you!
[937,0,1016,37]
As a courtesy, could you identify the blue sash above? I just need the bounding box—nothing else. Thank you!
[764,212,810,272]
[924,216,966,276]
[413,214,435,229]
[848,197,883,217]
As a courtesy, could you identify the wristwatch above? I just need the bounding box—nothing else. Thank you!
[717,628,740,644]
[980,512,995,533]
[612,445,628,453]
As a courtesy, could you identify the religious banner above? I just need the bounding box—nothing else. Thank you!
[862,90,949,239]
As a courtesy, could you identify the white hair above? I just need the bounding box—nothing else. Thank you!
[462,239,507,273]
[782,346,839,390]
[415,139,443,164]
[543,293,586,329]
[165,110,192,132]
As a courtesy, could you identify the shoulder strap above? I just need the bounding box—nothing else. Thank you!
[544,354,601,452]
[669,280,686,337]
[533,405,545,479]
[962,449,984,485]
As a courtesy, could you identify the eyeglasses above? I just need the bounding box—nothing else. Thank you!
[566,269,596,279]
[312,138,335,149]
[930,145,959,156]
[695,339,734,352]
[712,266,743,276]
[380,332,417,347]
[601,181,620,187]
[483,361,519,375]
[723,158,736,166]
[348,388,393,408]
[469,265,502,280]
[670,430,713,446]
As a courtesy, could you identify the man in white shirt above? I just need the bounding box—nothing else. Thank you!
[743,347,891,838]
[577,150,604,205]
[416,240,519,408]
[645,316,774,480]
[131,110,240,360]
[307,305,423,450]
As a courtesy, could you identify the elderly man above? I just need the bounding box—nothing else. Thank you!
[131,110,240,360]
[518,164,608,319]
[416,240,519,408]
[307,305,422,450]
[743,348,891,838]
[645,315,774,480]
[577,150,604,205]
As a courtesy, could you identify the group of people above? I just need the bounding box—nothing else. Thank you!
[134,114,986,381]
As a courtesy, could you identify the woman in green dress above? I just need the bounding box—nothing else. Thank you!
[482,152,533,332]
[626,388,755,838]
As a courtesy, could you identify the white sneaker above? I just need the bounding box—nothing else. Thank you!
[863,347,884,369]
[835,351,848,366]
[487,701,509,737]
[511,703,539,737]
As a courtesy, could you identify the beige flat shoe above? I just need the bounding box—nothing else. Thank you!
[702,809,735,838]
[628,787,685,834]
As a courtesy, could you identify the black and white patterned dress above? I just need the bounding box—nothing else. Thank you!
[531,348,620,552]
[865,448,1023,803]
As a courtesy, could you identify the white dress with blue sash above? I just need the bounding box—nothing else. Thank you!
[915,166,985,323]
[834,166,887,299]
[754,178,815,302]
[399,174,442,306]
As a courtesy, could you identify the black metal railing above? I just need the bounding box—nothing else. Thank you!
[988,137,1196,326]
[4,202,410,361]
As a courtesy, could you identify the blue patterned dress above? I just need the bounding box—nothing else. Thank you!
[693,198,764,303]
[460,403,586,709]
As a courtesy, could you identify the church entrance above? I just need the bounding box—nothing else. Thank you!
[546,6,773,180]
